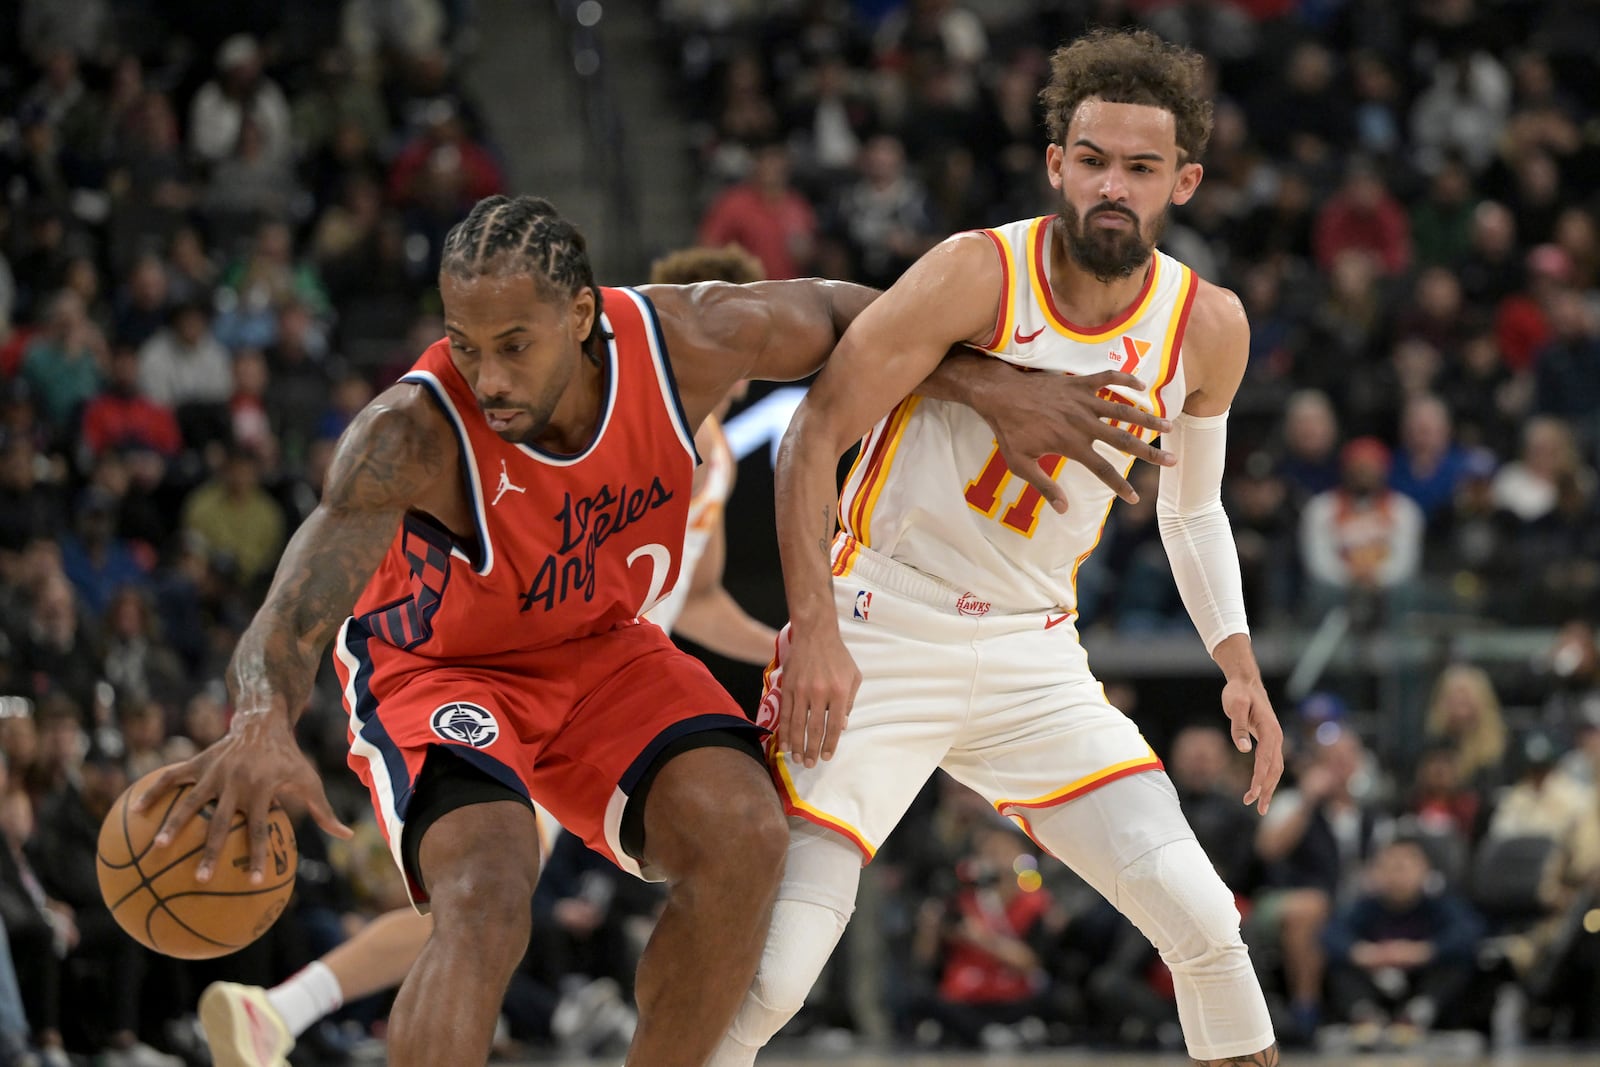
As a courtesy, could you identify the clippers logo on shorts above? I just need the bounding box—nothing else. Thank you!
[430,701,500,748]
[853,590,872,621]
[957,593,991,617]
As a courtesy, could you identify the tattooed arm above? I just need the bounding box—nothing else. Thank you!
[135,387,452,881]
[229,393,450,727]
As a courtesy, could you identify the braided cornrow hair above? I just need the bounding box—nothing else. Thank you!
[440,195,609,363]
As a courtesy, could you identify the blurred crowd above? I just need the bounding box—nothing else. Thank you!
[0,0,529,1062]
[674,0,1600,633]
[0,0,1597,1062]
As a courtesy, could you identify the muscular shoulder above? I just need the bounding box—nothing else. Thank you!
[635,281,759,424]
[640,281,762,372]
[1186,279,1249,356]
[1180,279,1250,416]
[322,383,455,513]
[914,229,1005,301]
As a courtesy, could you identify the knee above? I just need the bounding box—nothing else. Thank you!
[736,796,790,881]
[742,896,847,1022]
[1116,839,1246,971]
[666,784,788,889]
[428,861,536,959]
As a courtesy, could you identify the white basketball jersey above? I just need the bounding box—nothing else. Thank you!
[834,215,1198,615]
[647,414,735,634]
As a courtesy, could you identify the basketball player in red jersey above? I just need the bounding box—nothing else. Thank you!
[192,246,778,1067]
[133,195,1172,1067]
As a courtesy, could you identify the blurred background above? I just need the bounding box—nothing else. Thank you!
[0,0,1597,1062]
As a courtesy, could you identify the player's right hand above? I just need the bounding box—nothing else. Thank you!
[982,369,1175,510]
[779,629,861,768]
[132,712,352,883]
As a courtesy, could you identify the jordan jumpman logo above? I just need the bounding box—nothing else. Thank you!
[492,460,525,505]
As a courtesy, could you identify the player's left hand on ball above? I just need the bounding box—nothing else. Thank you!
[779,629,861,768]
[136,709,351,884]
[1222,677,1283,815]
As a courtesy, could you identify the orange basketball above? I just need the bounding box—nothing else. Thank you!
[96,770,298,960]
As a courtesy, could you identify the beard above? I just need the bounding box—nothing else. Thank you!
[1056,200,1165,282]
[478,397,555,445]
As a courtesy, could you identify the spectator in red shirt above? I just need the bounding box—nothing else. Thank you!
[698,142,818,280]
[910,825,1064,1048]
[388,101,504,210]
[1314,161,1412,277]
[79,348,182,460]
[1495,243,1571,372]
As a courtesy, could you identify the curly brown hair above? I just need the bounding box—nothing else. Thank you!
[648,244,766,285]
[1040,29,1214,163]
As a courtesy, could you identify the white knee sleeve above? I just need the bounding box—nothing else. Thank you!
[708,821,860,1067]
[1115,838,1275,1061]
[1022,774,1274,1061]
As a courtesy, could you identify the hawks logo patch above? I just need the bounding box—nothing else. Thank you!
[957,593,991,617]
[430,702,500,748]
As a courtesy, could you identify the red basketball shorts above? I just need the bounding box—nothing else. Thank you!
[334,617,759,904]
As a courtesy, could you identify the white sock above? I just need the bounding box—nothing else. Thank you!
[266,961,345,1038]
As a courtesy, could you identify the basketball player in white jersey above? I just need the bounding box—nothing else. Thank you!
[710,29,1283,1067]
[198,247,777,1067]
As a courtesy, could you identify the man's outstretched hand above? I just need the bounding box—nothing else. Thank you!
[131,712,352,883]
[977,368,1175,512]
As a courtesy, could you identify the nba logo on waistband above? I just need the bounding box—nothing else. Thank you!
[430,701,500,748]
[853,590,872,621]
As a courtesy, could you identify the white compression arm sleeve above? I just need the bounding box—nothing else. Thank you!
[1156,410,1249,655]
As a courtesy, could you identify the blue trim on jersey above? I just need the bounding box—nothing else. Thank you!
[625,286,702,465]
[400,373,492,575]
[344,618,418,819]
[618,712,765,794]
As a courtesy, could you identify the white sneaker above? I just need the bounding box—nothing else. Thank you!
[199,982,293,1067]
[100,1042,185,1067]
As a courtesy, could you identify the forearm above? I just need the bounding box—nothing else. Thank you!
[228,504,398,728]
[673,589,779,666]
[1213,634,1262,685]
[226,614,323,729]
[1155,411,1249,654]
[914,350,1007,409]
[775,404,847,638]
[824,281,882,340]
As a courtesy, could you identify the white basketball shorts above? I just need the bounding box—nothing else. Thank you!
[756,537,1163,859]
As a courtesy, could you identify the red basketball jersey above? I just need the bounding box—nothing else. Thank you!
[350,287,698,660]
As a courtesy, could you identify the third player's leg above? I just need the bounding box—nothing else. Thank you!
[324,907,434,1003]
[626,744,789,1067]
[1026,773,1276,1064]
[388,795,542,1067]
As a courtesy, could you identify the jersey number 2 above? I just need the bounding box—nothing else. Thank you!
[963,445,1066,538]
[628,542,673,615]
